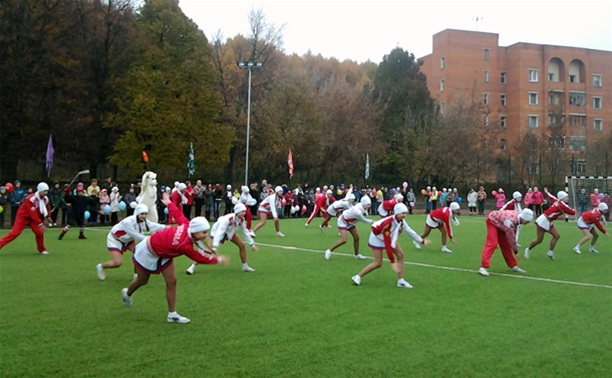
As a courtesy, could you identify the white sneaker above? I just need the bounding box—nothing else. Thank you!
[324,249,332,260]
[121,288,132,308]
[276,231,285,237]
[167,313,190,324]
[39,251,49,255]
[478,267,489,276]
[242,265,256,273]
[511,266,527,274]
[441,246,453,253]
[354,254,367,260]
[186,264,196,275]
[53,223,57,227]
[133,273,138,280]
[547,251,555,260]
[248,230,256,238]
[524,248,530,260]
[573,246,581,255]
[304,223,309,227]
[412,240,422,250]
[397,279,413,288]
[589,247,600,254]
[319,225,324,233]
[326,225,332,228]
[351,275,361,286]
[96,264,105,281]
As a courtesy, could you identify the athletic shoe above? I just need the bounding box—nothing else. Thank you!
[186,264,196,275]
[589,247,600,254]
[412,240,422,250]
[304,223,309,227]
[547,251,555,260]
[351,275,361,286]
[441,246,453,253]
[524,247,530,260]
[573,246,581,255]
[319,225,324,233]
[242,265,256,273]
[96,264,105,280]
[121,288,132,308]
[39,251,49,255]
[167,313,190,324]
[478,267,489,277]
[324,249,332,260]
[276,231,285,237]
[397,279,413,288]
[354,254,367,260]
[326,225,332,228]
[248,230,256,238]
[53,223,57,227]
[78,234,87,240]
[58,233,64,240]
[511,266,527,274]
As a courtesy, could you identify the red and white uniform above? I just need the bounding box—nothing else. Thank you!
[338,203,372,230]
[426,207,455,239]
[210,212,255,250]
[305,194,335,225]
[167,190,185,224]
[133,203,220,273]
[0,193,51,253]
[535,193,576,232]
[577,208,606,233]
[239,191,255,230]
[107,215,165,254]
[377,199,397,217]
[480,210,522,269]
[501,199,522,212]
[327,199,351,217]
[368,215,423,263]
[257,194,280,218]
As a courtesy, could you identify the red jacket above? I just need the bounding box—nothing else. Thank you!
[315,195,335,209]
[429,207,455,239]
[543,193,576,221]
[17,193,51,225]
[184,186,196,206]
[580,209,607,233]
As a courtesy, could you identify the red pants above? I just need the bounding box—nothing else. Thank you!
[480,218,517,269]
[305,205,326,225]
[246,207,252,230]
[0,216,47,253]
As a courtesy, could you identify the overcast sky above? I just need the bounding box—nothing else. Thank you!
[179,0,612,63]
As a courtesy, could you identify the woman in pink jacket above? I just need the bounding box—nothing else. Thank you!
[495,189,506,209]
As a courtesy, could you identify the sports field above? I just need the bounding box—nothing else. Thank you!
[1,213,610,377]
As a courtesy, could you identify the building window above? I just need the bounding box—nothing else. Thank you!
[569,74,577,83]
[569,136,587,152]
[440,56,445,70]
[440,79,445,93]
[594,119,603,131]
[483,93,489,105]
[593,97,602,109]
[592,74,602,87]
[529,69,538,82]
[528,92,538,105]
[548,92,563,105]
[500,138,506,150]
[548,73,555,81]
[569,115,586,127]
[529,162,539,175]
[500,72,507,84]
[500,94,507,106]
[484,115,489,126]
[574,159,586,175]
[500,116,507,128]
[569,93,586,106]
[484,70,489,83]
[549,136,566,150]
[529,115,539,129]
[484,48,489,61]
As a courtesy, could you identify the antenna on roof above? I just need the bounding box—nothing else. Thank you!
[473,16,484,31]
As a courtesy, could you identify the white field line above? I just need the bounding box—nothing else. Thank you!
[257,242,612,290]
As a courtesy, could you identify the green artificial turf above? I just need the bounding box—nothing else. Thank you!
[0,213,610,377]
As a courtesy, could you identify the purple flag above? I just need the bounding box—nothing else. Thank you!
[46,134,54,176]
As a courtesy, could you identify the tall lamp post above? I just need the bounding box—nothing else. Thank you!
[237,60,263,186]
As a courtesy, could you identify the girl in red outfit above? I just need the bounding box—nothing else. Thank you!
[419,202,461,253]
[121,192,230,324]
[572,203,609,254]
[0,183,52,254]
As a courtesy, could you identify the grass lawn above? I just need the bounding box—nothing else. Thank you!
[1,213,610,377]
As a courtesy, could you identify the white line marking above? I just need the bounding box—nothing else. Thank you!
[257,242,612,290]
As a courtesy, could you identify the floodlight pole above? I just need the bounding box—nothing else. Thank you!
[237,61,263,186]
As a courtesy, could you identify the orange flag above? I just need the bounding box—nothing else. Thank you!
[142,151,149,163]
[288,149,294,178]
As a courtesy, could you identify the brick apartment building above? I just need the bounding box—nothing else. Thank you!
[419,29,612,184]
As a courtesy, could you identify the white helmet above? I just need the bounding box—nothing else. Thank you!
[394,193,404,201]
[226,184,232,191]
[37,182,49,192]
[346,193,355,202]
[134,204,149,216]
[598,203,609,212]
[233,203,246,214]
[393,203,408,215]
[178,183,187,191]
[557,191,568,200]
[519,208,534,222]
[360,196,371,206]
[450,202,460,211]
[513,191,522,200]
[188,217,210,235]
[242,185,250,194]
[326,189,332,195]
[275,186,283,194]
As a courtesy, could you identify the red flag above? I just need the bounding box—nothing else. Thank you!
[142,151,149,163]
[288,149,294,178]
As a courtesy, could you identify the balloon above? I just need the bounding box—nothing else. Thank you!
[421,189,427,195]
[84,210,91,220]
[457,197,463,203]
[0,206,3,214]
[247,198,257,206]
[103,204,111,215]
[391,188,397,195]
[164,207,169,214]
[290,206,297,214]
[600,193,605,200]
[5,183,14,193]
[281,199,287,206]
[409,201,415,208]
[402,182,408,188]
[301,205,307,213]
[119,201,127,211]
[130,201,138,209]
[492,190,497,196]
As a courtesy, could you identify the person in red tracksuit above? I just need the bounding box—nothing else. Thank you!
[572,203,609,255]
[477,208,533,277]
[419,202,461,253]
[377,193,404,217]
[168,183,187,224]
[305,189,335,226]
[0,183,52,255]
[524,189,576,261]
[121,192,230,324]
